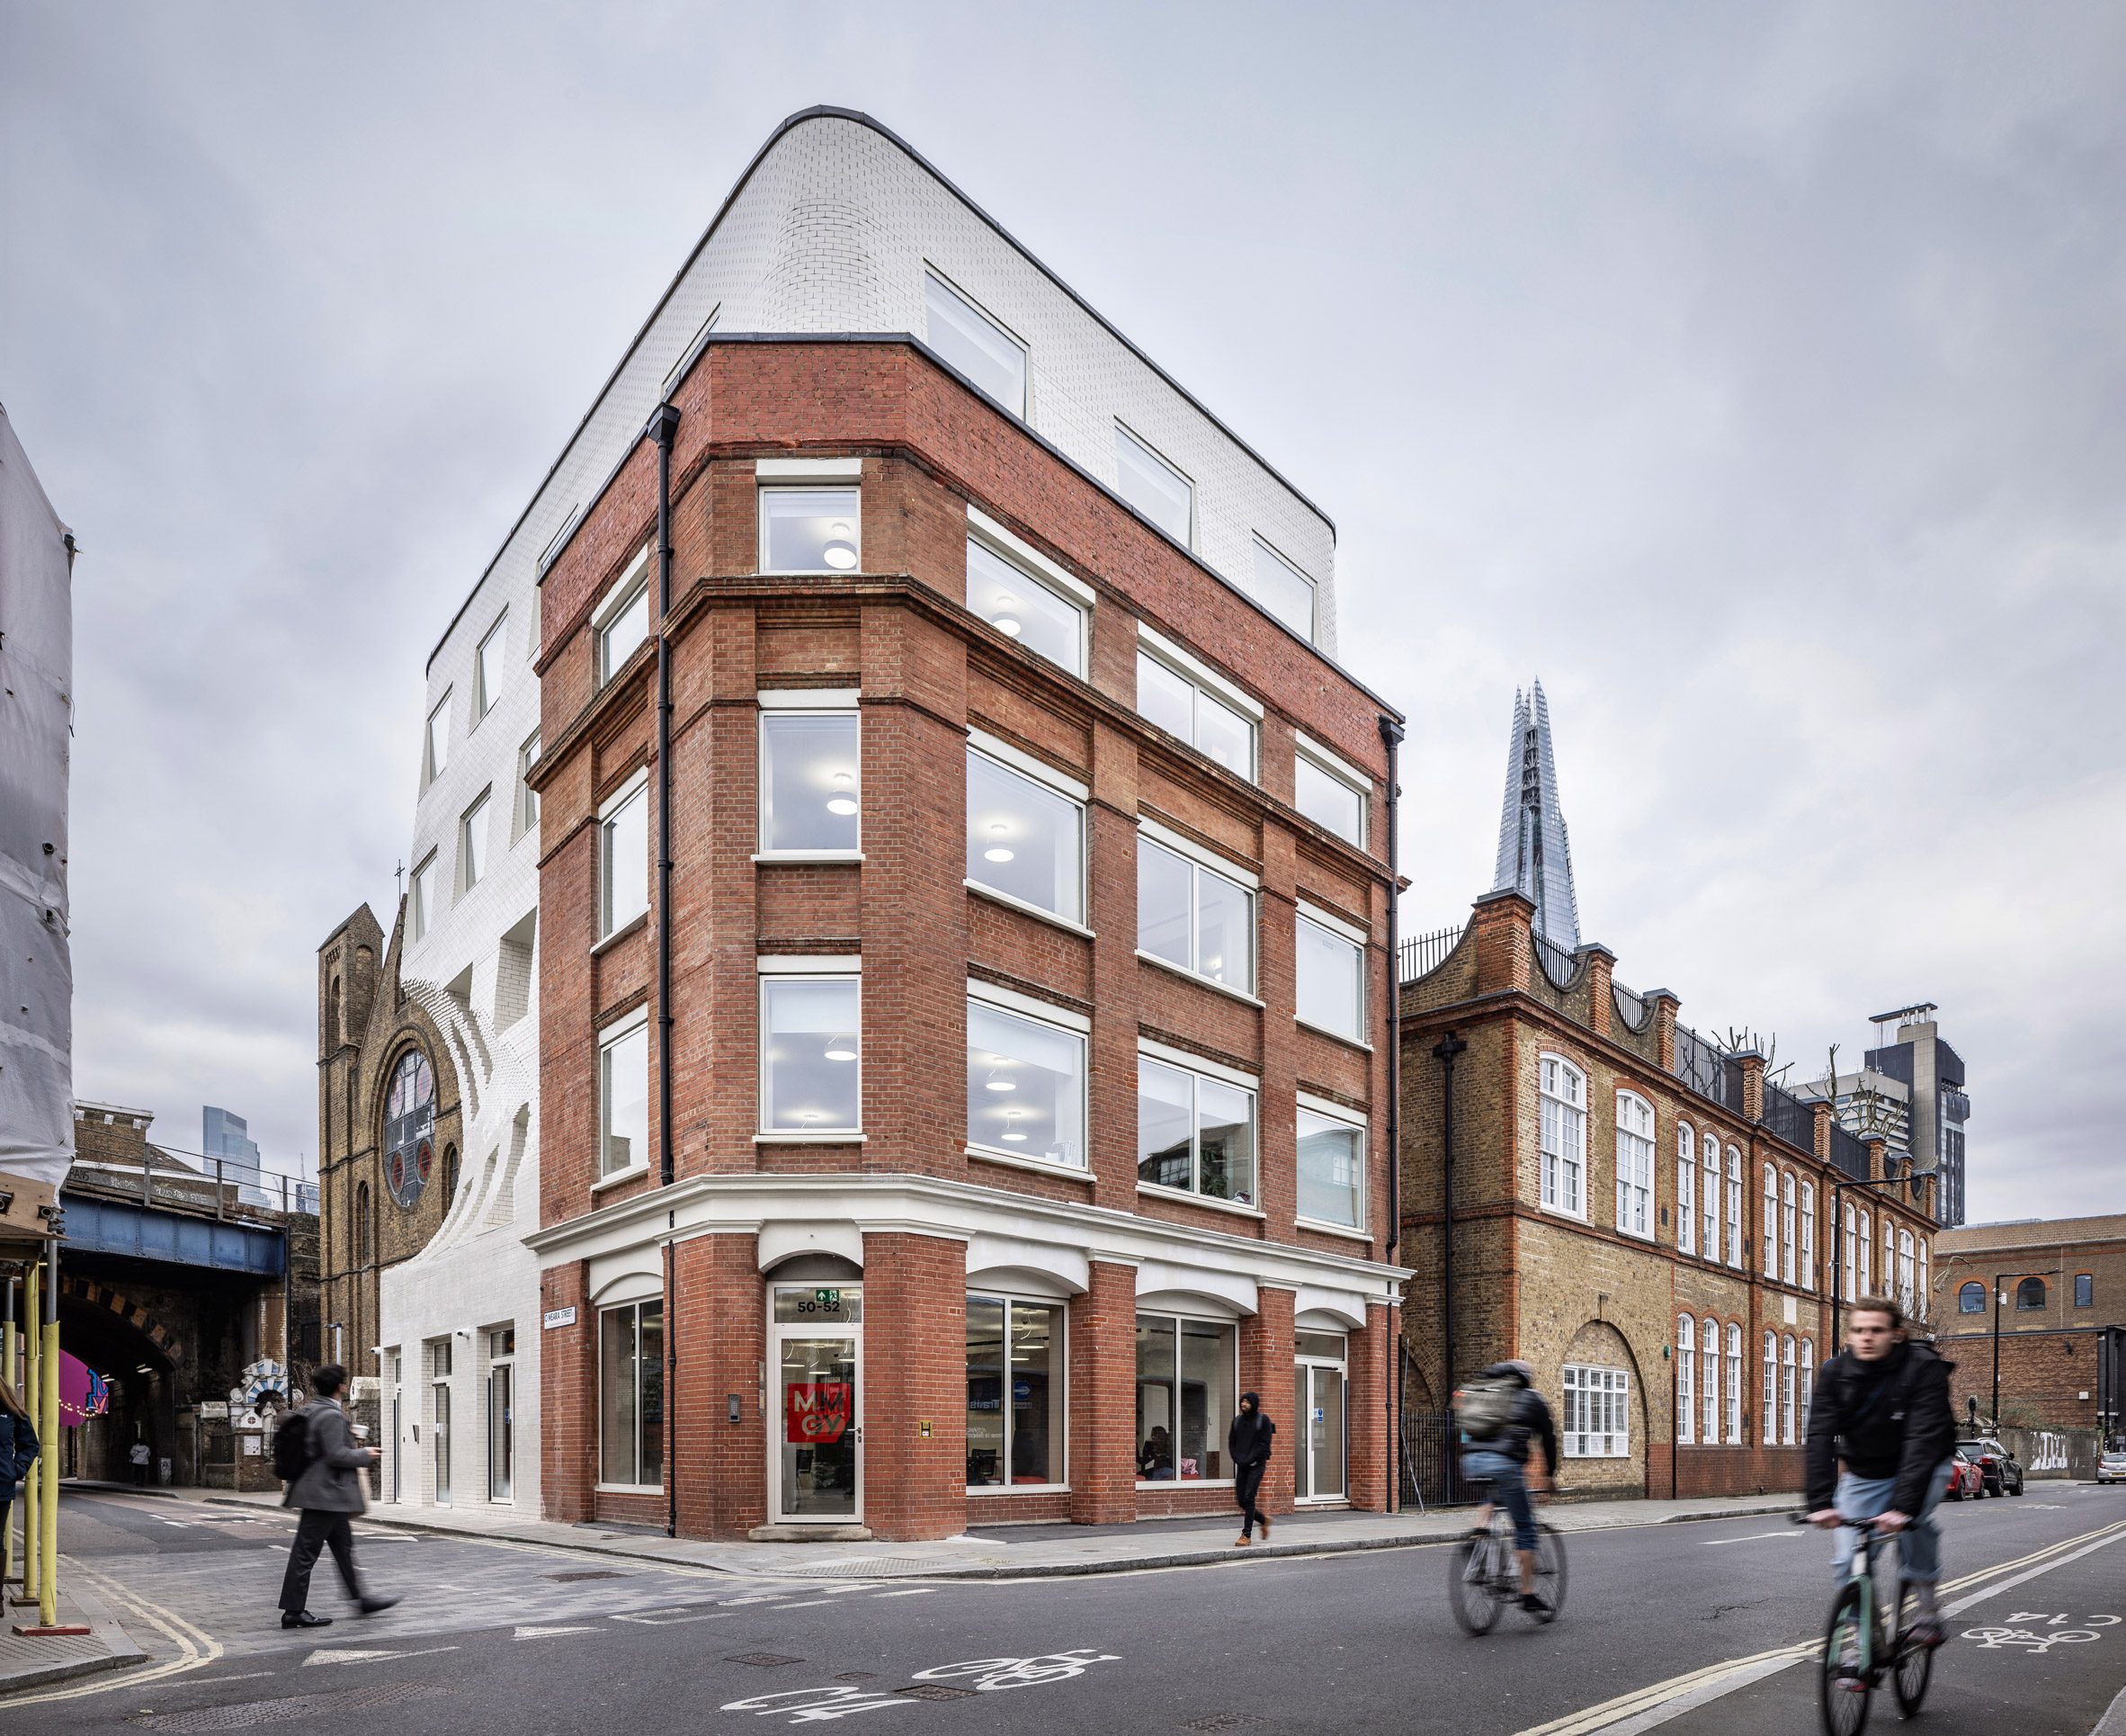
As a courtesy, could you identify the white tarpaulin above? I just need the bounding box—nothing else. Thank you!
[0,400,74,1190]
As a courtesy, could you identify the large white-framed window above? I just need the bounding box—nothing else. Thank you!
[1539,1052,1587,1218]
[1762,1332,1777,1445]
[966,736,1085,927]
[966,514,1091,678]
[1917,1242,1928,1320]
[1884,1221,1896,1305]
[474,611,508,720]
[1676,1123,1697,1256]
[1677,1314,1695,1444]
[597,773,649,941]
[1702,1317,1721,1443]
[757,692,861,859]
[1898,1228,1915,1313]
[1136,626,1259,780]
[1800,1338,1815,1436]
[1782,1173,1798,1285]
[1294,903,1365,1042]
[1293,734,1368,849]
[1781,1334,1798,1445]
[594,546,651,687]
[1859,1211,1871,1294]
[1844,1204,1859,1299]
[410,851,437,942]
[1725,1148,1744,1267]
[759,485,861,574]
[598,1298,664,1490]
[1702,1136,1721,1258]
[1296,1096,1366,1231]
[1137,822,1255,996]
[1763,1165,1780,1278]
[1800,1181,1816,1292]
[1725,1323,1743,1442]
[925,269,1029,417]
[1137,1043,1258,1210]
[1249,536,1318,642]
[1135,1312,1237,1483]
[1616,1091,1655,1239]
[757,959,862,1139]
[1114,423,1193,547]
[515,730,541,842]
[966,1294,1065,1490]
[597,1009,649,1179]
[458,789,491,897]
[965,986,1087,1172]
[424,692,451,789]
[1561,1365,1629,1458]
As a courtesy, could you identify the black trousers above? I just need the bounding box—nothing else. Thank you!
[1235,1460,1267,1537]
[279,1508,365,1614]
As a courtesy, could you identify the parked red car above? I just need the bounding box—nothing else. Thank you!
[1946,1447,1987,1501]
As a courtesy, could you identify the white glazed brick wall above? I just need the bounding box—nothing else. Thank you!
[389,112,1347,1507]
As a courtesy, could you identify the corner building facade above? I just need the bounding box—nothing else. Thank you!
[528,112,1406,1540]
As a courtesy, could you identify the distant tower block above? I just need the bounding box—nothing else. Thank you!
[1491,680,1581,952]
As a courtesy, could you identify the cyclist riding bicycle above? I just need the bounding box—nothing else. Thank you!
[1456,1359,1559,1615]
[1804,1295,1956,1648]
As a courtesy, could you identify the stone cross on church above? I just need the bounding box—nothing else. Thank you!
[1492,680,1581,952]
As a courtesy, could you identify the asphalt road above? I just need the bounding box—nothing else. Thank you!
[6,1484,2123,1734]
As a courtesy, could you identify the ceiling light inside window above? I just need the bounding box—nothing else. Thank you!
[824,1034,858,1062]
[984,1067,1015,1093]
[983,819,1014,863]
[992,599,1023,638]
[826,769,858,816]
[822,523,858,570]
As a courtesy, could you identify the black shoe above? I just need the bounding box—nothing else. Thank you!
[281,1611,333,1629]
[1520,1593,1551,1615]
[357,1596,400,1616]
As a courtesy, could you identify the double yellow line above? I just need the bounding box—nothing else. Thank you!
[1513,1517,2126,1736]
[0,1556,224,1708]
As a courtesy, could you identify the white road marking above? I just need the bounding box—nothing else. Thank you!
[1944,1528,2126,1618]
[771,1599,834,1609]
[514,1624,598,1639]
[612,1608,729,1625]
[869,1588,933,1597]
[2093,1680,2126,1736]
[1697,1530,1797,1546]
[302,1644,459,1667]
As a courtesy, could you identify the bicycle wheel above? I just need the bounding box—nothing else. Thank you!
[1891,1588,1934,1715]
[1526,1524,1568,1623]
[1819,1581,1873,1736]
[1449,1528,1504,1635]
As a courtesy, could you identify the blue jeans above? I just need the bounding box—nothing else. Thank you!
[1831,1460,1953,1586]
[1462,1449,1535,1552]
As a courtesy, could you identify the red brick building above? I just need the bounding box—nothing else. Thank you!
[1396,691,1938,1502]
[523,113,1407,1540]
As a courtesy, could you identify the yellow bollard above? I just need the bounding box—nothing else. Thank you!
[18,1264,39,1607]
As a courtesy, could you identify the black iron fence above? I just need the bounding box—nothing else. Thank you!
[1612,980,1649,1033]
[1673,1023,1745,1114]
[1531,929,1579,989]
[1398,923,1466,983]
[1400,1405,1470,1510]
[1827,1122,1871,1182]
[1761,1079,1814,1154]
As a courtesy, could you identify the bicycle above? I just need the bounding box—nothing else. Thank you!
[1447,1478,1567,1634]
[1792,1511,1934,1735]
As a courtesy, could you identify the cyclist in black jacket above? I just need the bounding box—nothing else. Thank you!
[1805,1295,1956,1646]
[1461,1360,1560,1614]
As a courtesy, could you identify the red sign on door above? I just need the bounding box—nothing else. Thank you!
[786,1382,853,1445]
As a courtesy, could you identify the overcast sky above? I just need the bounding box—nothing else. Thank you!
[4,3,2121,1221]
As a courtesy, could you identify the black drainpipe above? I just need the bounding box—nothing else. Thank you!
[1433,1032,1465,1417]
[649,402,681,1538]
[1379,714,1405,1509]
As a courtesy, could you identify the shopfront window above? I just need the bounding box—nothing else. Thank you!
[599,1299,664,1489]
[965,1296,1065,1489]
[1135,1314,1237,1482]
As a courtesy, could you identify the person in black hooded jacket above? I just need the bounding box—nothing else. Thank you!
[1228,1392,1274,1546]
[1805,1296,1956,1644]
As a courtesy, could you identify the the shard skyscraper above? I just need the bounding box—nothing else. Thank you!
[1492,681,1581,953]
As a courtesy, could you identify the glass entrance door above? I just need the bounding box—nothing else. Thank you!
[487,1362,514,1500]
[1293,1332,1348,1502]
[771,1284,862,1524]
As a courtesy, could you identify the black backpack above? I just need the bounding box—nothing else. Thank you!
[272,1407,317,1483]
[1453,1375,1520,1444]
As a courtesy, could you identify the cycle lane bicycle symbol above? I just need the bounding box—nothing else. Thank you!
[1960,1613,2118,1655]
[721,1650,1123,1723]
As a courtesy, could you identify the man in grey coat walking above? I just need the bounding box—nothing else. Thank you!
[277,1364,398,1629]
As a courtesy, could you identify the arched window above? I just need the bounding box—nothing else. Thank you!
[1763,1165,1779,1277]
[1918,1241,1929,1318]
[1884,1221,1896,1304]
[443,1145,460,1210]
[1725,1323,1743,1442]
[1702,1317,1720,1443]
[1800,1182,1816,1292]
[1539,1053,1587,1217]
[1898,1230,1915,1312]
[1781,1173,1798,1285]
[1959,1281,1986,1314]
[1800,1338,1815,1437]
[1762,1332,1777,1444]
[1702,1137,1720,1260]
[1676,1123,1697,1256]
[1616,1092,1655,1238]
[383,1048,438,1211]
[1725,1148,1744,1267]
[1844,1204,1858,1299]
[2015,1276,2048,1311]
[326,977,341,1050]
[1859,1212,1871,1294]
[355,1181,371,1266]
[1781,1335,1798,1445]
[1677,1314,1695,1443]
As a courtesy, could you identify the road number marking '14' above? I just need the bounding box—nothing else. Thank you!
[722,1651,1122,1723]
